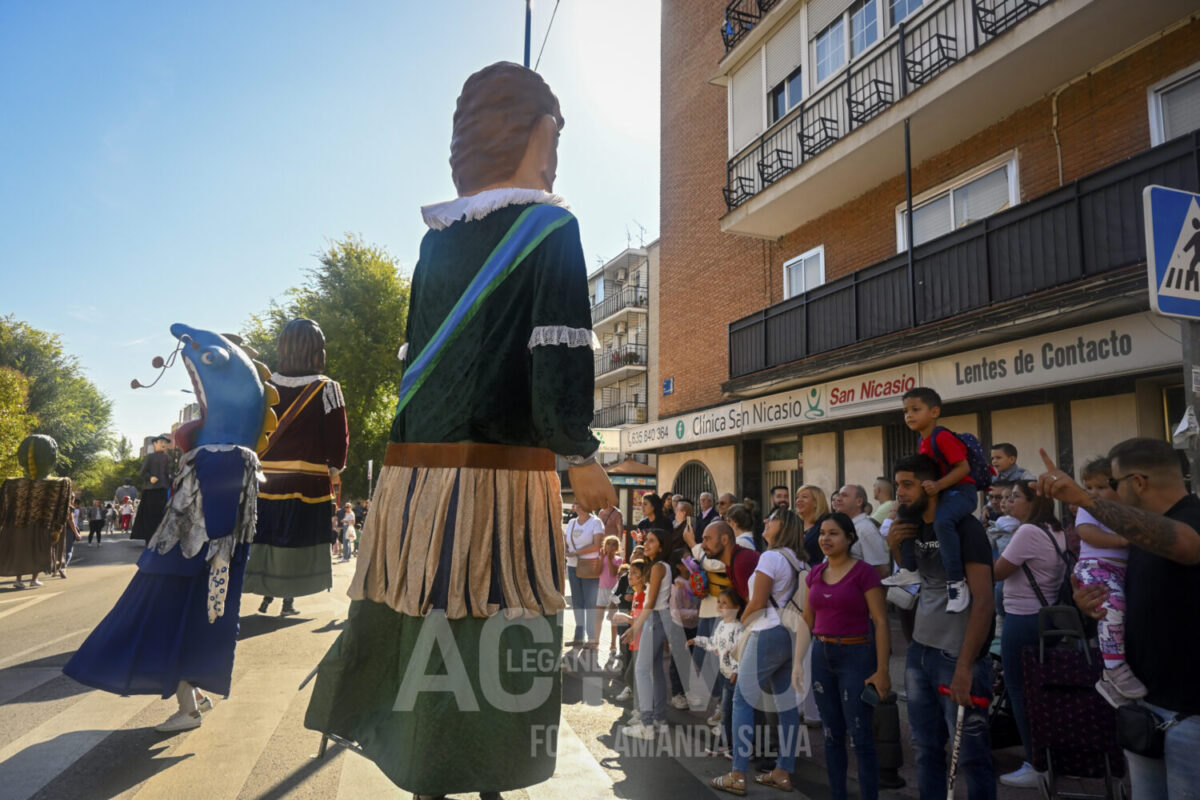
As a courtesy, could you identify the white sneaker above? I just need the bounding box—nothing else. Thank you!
[614,686,632,702]
[12,581,25,589]
[154,710,202,733]
[706,710,722,727]
[882,568,921,587]
[195,693,213,712]
[999,761,1045,788]
[946,580,971,613]
[619,721,656,740]
[670,694,688,709]
[887,586,919,610]
[29,579,43,587]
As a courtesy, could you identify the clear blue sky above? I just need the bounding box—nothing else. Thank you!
[0,0,660,447]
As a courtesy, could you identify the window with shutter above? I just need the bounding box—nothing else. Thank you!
[896,156,1018,250]
[731,57,765,153]
[1149,63,1200,146]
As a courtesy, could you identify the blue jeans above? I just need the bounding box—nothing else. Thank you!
[901,485,973,581]
[732,626,800,774]
[566,566,598,642]
[811,639,879,800]
[635,611,669,726]
[1125,701,1200,800]
[693,616,722,698]
[719,674,734,748]
[999,611,1038,763]
[905,640,996,800]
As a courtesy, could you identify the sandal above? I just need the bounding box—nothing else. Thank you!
[710,773,746,796]
[755,771,794,792]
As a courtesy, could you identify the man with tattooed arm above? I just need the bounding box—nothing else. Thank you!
[1037,438,1200,798]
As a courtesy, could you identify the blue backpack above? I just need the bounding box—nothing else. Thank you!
[929,426,994,491]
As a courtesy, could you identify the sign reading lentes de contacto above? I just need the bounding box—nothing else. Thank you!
[924,312,1180,401]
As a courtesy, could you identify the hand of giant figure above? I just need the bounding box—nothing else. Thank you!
[304,62,614,798]
[64,324,278,733]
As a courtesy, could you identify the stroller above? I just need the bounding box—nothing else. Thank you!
[1021,607,1127,800]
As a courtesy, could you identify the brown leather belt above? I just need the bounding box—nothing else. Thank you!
[384,442,556,472]
[817,635,870,645]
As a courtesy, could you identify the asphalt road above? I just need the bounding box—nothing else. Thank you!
[0,531,1119,800]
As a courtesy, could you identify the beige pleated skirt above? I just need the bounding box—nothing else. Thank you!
[348,443,566,619]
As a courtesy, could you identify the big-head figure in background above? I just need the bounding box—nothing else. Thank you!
[0,434,73,586]
[64,324,277,733]
[303,62,616,799]
[244,318,349,615]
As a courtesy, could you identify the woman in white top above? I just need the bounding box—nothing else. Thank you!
[564,503,605,649]
[992,481,1068,789]
[619,528,674,739]
[713,508,808,796]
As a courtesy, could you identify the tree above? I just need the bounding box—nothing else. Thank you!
[110,435,134,462]
[0,316,113,479]
[245,235,410,498]
[0,367,38,478]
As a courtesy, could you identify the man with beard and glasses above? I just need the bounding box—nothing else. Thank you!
[889,454,996,800]
[769,485,791,514]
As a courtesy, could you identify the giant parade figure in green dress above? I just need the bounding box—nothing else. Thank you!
[303,62,616,799]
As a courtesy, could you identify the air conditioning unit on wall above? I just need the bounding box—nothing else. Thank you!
[614,321,626,334]
[615,268,627,282]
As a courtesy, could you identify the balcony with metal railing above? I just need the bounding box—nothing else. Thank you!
[727,132,1200,380]
[593,402,649,428]
[721,0,781,52]
[724,0,1052,214]
[718,0,1190,240]
[591,285,649,326]
[596,343,648,382]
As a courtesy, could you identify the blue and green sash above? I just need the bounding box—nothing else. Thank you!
[394,203,574,418]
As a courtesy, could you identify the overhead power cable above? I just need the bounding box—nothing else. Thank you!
[534,0,562,71]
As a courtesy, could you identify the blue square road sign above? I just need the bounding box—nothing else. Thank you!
[1145,185,1200,320]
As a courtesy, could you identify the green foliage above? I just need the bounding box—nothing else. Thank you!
[0,367,38,478]
[245,235,410,498]
[75,455,144,503]
[110,435,134,462]
[0,316,113,480]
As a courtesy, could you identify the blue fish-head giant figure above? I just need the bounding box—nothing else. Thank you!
[170,323,279,454]
[63,324,281,710]
[150,324,278,622]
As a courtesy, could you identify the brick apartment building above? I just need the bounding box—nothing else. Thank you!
[624,0,1200,503]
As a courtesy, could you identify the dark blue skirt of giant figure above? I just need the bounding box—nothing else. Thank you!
[65,448,257,698]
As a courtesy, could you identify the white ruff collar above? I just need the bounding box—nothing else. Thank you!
[270,373,327,387]
[421,188,568,230]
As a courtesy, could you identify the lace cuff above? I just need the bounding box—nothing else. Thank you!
[527,326,600,351]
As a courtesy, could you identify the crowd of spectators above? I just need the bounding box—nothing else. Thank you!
[560,385,1200,799]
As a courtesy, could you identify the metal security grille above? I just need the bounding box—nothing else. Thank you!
[882,422,918,483]
[673,461,717,504]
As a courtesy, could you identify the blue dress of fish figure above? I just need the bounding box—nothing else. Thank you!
[64,324,278,700]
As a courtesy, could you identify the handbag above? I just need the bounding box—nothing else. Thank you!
[568,520,602,579]
[1116,704,1190,759]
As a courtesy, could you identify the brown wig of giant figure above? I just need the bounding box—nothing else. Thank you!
[277,318,326,376]
[450,62,564,196]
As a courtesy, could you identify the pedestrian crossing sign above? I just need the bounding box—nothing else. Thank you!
[1145,184,1200,320]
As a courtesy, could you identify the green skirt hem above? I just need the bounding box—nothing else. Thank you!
[304,599,562,794]
[242,543,332,598]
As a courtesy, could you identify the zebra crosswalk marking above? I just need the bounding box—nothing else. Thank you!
[0,688,159,800]
[0,629,90,670]
[335,742,412,799]
[0,592,60,622]
[526,716,616,800]
[0,667,62,706]
[129,668,310,800]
